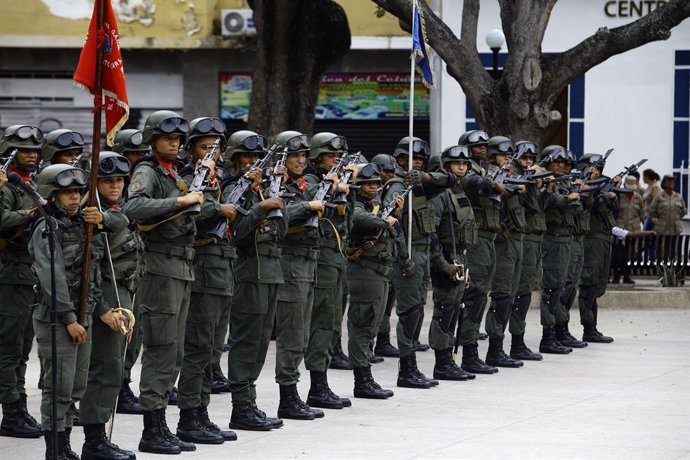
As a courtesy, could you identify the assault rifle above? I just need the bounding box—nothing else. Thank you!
[379,185,413,220]
[30,159,44,181]
[304,151,351,228]
[200,143,279,241]
[181,138,223,217]
[266,146,290,220]
[1,149,17,173]
[332,152,362,205]
[598,158,648,195]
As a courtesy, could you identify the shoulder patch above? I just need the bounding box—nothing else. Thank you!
[129,181,144,193]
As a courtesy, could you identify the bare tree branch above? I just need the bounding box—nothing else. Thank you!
[543,0,690,97]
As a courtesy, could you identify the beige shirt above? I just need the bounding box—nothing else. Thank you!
[649,191,686,235]
[615,192,644,231]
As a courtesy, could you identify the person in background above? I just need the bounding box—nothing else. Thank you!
[611,176,644,284]
[650,175,686,236]
[641,169,661,231]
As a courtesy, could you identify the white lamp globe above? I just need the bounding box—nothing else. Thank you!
[486,29,506,49]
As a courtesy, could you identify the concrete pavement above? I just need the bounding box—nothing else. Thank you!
[2,307,689,459]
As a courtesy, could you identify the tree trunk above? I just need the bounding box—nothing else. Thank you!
[372,0,690,149]
[248,0,350,137]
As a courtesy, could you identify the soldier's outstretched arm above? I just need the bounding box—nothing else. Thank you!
[352,201,388,231]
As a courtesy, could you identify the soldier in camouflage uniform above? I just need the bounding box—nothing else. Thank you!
[176,117,238,444]
[123,110,203,455]
[346,163,400,399]
[578,154,618,343]
[483,137,527,368]
[384,136,454,389]
[80,152,138,460]
[111,129,149,415]
[457,130,505,374]
[30,164,110,459]
[539,146,580,354]
[370,154,401,359]
[555,151,590,349]
[42,129,85,166]
[509,141,545,361]
[0,125,43,439]
[270,131,325,420]
[303,132,355,410]
[220,130,287,431]
[428,145,476,381]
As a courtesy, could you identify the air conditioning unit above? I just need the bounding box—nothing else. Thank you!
[221,9,256,36]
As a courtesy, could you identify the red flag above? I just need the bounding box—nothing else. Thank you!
[73,0,129,146]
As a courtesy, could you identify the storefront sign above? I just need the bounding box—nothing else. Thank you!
[604,1,666,18]
[219,72,430,120]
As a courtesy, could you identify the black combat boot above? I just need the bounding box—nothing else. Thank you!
[44,430,67,460]
[0,399,42,438]
[306,371,345,409]
[410,352,439,386]
[352,367,393,399]
[555,323,588,348]
[228,403,273,431]
[250,401,283,429]
[509,334,543,361]
[329,340,352,370]
[116,379,142,415]
[211,364,230,394]
[461,344,498,374]
[167,387,179,406]
[370,355,384,364]
[397,354,432,389]
[19,394,41,430]
[433,348,475,381]
[197,406,236,441]
[81,423,132,460]
[277,385,315,420]
[539,328,573,354]
[176,408,224,444]
[62,427,80,460]
[158,409,195,452]
[582,324,614,343]
[138,410,181,454]
[485,338,524,368]
[414,340,431,352]
[374,333,400,357]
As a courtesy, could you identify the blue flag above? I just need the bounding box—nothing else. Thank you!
[412,0,434,88]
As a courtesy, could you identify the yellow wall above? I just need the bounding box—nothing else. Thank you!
[0,0,405,48]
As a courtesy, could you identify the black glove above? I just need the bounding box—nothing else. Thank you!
[438,258,463,281]
[399,256,416,277]
[404,169,426,186]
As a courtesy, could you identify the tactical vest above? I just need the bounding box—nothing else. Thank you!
[383,177,435,241]
[437,187,477,250]
[132,159,197,245]
[544,187,576,235]
[522,187,546,234]
[36,213,100,315]
[348,198,395,263]
[105,221,142,292]
[0,183,36,253]
[503,191,528,233]
[284,179,320,248]
[588,193,617,235]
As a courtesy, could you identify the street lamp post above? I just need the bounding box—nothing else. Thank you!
[485,29,505,80]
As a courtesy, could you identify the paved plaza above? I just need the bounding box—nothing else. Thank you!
[2,306,689,460]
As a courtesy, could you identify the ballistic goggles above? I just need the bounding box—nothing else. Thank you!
[400,139,430,156]
[359,163,382,179]
[56,168,88,188]
[125,131,144,147]
[12,126,44,143]
[314,135,347,151]
[99,156,130,176]
[285,134,311,151]
[194,117,227,135]
[516,142,538,157]
[159,117,190,135]
[53,131,85,148]
[490,141,515,154]
[238,134,268,151]
[466,130,489,144]
[442,145,471,161]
